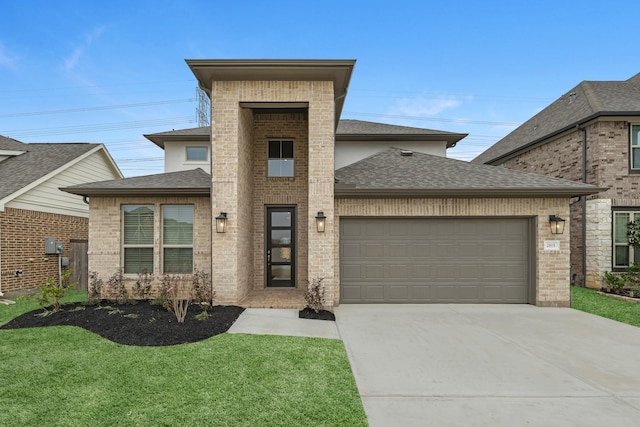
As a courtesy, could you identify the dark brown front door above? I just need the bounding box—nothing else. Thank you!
[266,207,296,287]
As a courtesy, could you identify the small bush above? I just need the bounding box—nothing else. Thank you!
[192,269,215,310]
[23,269,77,314]
[161,274,191,323]
[132,270,152,299]
[105,269,127,303]
[603,271,626,292]
[304,277,325,313]
[88,270,103,303]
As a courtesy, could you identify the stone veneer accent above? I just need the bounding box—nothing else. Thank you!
[503,119,640,289]
[87,196,211,294]
[210,81,335,305]
[0,207,88,294]
[335,197,571,307]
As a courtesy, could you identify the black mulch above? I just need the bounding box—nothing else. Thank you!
[1,302,245,347]
[298,307,335,321]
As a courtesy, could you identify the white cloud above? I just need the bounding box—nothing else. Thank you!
[389,95,471,118]
[63,26,106,72]
[0,42,19,70]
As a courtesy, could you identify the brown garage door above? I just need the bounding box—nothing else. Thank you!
[340,218,531,303]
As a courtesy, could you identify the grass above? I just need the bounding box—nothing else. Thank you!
[0,291,367,426]
[571,285,640,327]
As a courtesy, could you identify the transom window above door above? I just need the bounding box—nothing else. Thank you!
[268,140,294,177]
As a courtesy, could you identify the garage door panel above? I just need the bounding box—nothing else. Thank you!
[340,218,530,304]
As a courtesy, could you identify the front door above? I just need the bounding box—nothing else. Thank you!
[266,207,296,287]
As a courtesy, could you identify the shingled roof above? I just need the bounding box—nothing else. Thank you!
[0,140,101,200]
[474,72,640,164]
[145,119,467,148]
[335,147,603,197]
[61,168,211,196]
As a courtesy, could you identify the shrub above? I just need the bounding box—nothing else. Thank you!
[603,271,626,292]
[132,270,152,299]
[161,274,191,323]
[88,270,103,302]
[105,268,134,304]
[191,269,215,310]
[304,277,325,313]
[24,269,77,314]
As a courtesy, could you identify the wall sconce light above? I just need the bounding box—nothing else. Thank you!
[549,214,566,235]
[315,211,326,233]
[216,212,228,233]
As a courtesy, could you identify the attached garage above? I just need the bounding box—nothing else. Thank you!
[340,217,532,303]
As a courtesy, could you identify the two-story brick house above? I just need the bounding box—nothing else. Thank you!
[63,59,602,308]
[474,72,640,289]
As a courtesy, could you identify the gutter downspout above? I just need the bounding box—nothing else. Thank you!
[581,126,587,287]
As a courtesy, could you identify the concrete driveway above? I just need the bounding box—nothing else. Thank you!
[335,304,640,427]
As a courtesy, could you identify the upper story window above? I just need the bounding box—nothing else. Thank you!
[268,140,294,177]
[613,210,640,268]
[631,125,640,170]
[186,146,208,162]
[123,205,154,274]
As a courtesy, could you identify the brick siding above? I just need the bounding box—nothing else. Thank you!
[0,207,87,294]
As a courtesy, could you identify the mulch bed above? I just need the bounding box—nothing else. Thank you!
[298,307,335,321]
[1,301,244,347]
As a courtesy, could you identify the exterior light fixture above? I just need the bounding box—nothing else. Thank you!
[216,212,228,233]
[315,211,326,233]
[549,214,566,235]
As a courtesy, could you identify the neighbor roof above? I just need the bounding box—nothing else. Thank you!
[61,168,211,196]
[335,147,604,198]
[0,141,101,200]
[186,59,356,125]
[474,72,640,164]
[145,120,467,149]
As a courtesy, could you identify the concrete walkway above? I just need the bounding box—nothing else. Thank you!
[227,308,339,339]
[335,304,640,427]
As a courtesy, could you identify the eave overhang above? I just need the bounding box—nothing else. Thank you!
[185,59,356,125]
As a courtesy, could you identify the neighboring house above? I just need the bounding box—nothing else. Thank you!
[0,136,122,295]
[62,59,602,308]
[474,72,640,289]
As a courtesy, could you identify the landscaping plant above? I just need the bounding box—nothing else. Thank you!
[21,269,77,315]
[304,277,325,313]
[191,269,214,310]
[161,274,191,323]
[132,269,152,299]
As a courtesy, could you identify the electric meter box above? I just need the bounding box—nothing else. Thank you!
[44,238,62,254]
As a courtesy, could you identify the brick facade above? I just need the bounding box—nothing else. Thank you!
[210,80,335,305]
[87,196,211,295]
[335,197,571,307]
[503,119,640,288]
[0,207,87,294]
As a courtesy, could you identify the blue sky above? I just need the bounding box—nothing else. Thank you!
[1,0,639,176]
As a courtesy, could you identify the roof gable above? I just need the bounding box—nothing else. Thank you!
[474,72,640,164]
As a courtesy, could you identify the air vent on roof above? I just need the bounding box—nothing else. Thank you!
[400,150,413,156]
[568,92,576,104]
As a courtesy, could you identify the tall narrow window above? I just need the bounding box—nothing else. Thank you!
[123,205,154,274]
[268,140,294,177]
[613,211,640,268]
[163,205,194,274]
[631,125,640,170]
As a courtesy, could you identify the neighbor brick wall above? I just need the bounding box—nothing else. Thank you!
[0,207,87,294]
[502,119,640,289]
[210,80,335,305]
[87,196,211,296]
[335,197,571,307]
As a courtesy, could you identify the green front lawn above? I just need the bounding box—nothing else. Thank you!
[0,292,366,426]
[571,285,640,327]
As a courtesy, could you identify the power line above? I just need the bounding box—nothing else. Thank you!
[0,99,196,118]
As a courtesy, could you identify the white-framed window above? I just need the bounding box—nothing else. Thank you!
[186,146,208,162]
[162,205,194,274]
[613,210,640,268]
[631,124,640,170]
[122,205,154,274]
[268,140,294,177]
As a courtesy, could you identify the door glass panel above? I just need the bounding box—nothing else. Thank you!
[271,212,291,227]
[271,265,291,281]
[272,230,291,244]
[272,247,292,262]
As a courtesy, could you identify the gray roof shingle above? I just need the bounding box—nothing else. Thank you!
[474,72,640,164]
[61,168,211,196]
[335,148,603,197]
[0,140,100,200]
